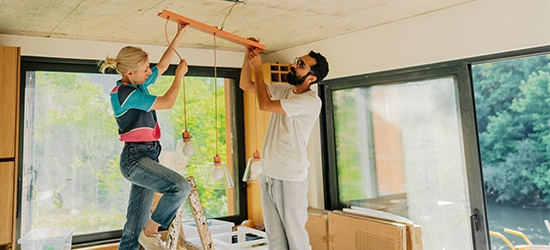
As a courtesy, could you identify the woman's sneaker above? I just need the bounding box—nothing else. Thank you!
[138,230,166,250]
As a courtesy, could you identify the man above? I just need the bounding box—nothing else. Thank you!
[240,43,329,250]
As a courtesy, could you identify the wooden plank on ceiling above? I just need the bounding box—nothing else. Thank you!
[158,9,266,51]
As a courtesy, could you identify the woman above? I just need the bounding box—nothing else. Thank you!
[99,24,191,250]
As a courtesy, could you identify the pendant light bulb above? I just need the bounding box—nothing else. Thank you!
[243,150,262,182]
[251,160,263,175]
[212,166,224,180]
[211,155,224,180]
[205,155,233,188]
[182,142,194,157]
[181,130,194,157]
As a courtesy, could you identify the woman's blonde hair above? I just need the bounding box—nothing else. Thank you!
[99,46,148,75]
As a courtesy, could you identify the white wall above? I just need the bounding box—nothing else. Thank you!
[289,0,550,209]
[268,0,550,79]
[0,33,245,68]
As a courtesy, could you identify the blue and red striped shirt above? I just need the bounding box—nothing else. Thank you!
[110,67,160,142]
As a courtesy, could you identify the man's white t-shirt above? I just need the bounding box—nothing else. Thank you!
[261,83,322,181]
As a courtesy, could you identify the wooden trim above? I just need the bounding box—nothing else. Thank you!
[0,45,20,250]
[158,9,266,51]
[225,80,235,215]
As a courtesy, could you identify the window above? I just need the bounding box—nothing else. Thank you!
[472,53,550,248]
[321,46,550,249]
[18,57,246,245]
[328,74,477,249]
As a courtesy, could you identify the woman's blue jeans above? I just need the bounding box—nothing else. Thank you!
[118,141,191,250]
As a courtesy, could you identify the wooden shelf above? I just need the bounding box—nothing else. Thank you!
[263,63,291,84]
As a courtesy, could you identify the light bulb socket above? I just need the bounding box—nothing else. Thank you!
[253,150,261,161]
[182,130,192,142]
[213,155,222,166]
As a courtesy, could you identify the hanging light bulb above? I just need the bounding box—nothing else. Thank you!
[212,166,224,180]
[205,155,234,188]
[251,159,263,175]
[243,91,263,182]
[204,34,234,189]
[243,150,262,182]
[181,130,194,157]
[174,139,189,175]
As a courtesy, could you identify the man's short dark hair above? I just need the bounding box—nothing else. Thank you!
[308,51,329,84]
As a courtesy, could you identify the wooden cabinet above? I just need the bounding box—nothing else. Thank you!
[0,162,15,246]
[0,46,20,159]
[0,46,21,250]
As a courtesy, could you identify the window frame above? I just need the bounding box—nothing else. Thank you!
[16,56,247,246]
[318,45,550,249]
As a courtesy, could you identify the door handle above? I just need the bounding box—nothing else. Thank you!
[471,208,480,232]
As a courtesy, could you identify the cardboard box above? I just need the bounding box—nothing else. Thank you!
[328,211,407,250]
[411,224,422,250]
[306,208,329,250]
[343,208,423,250]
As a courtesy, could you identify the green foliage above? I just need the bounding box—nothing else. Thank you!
[145,75,230,216]
[484,140,540,203]
[333,89,366,201]
[473,54,550,204]
[32,204,126,234]
[28,71,233,234]
[31,72,127,231]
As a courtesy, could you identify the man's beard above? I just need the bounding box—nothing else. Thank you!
[287,68,308,86]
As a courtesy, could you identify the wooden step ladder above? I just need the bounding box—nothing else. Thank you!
[148,176,215,250]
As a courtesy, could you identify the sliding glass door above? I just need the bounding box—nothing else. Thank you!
[322,65,488,249]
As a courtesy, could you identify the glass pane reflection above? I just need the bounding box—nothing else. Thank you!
[333,76,473,249]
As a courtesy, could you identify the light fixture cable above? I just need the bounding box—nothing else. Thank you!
[214,33,219,156]
[165,18,195,160]
[220,0,245,31]
[164,18,183,61]
[164,18,187,130]
[254,93,258,151]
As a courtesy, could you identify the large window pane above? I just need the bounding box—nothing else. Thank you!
[21,71,124,236]
[333,77,473,249]
[21,70,238,240]
[472,54,550,248]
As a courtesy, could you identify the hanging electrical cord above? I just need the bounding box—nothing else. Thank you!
[164,18,183,61]
[254,93,258,152]
[243,90,263,182]
[206,32,233,188]
[164,19,197,159]
[219,0,245,31]
[164,17,188,127]
[183,75,188,131]
[213,33,219,156]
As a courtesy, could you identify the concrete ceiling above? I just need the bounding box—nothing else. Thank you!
[0,0,474,53]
